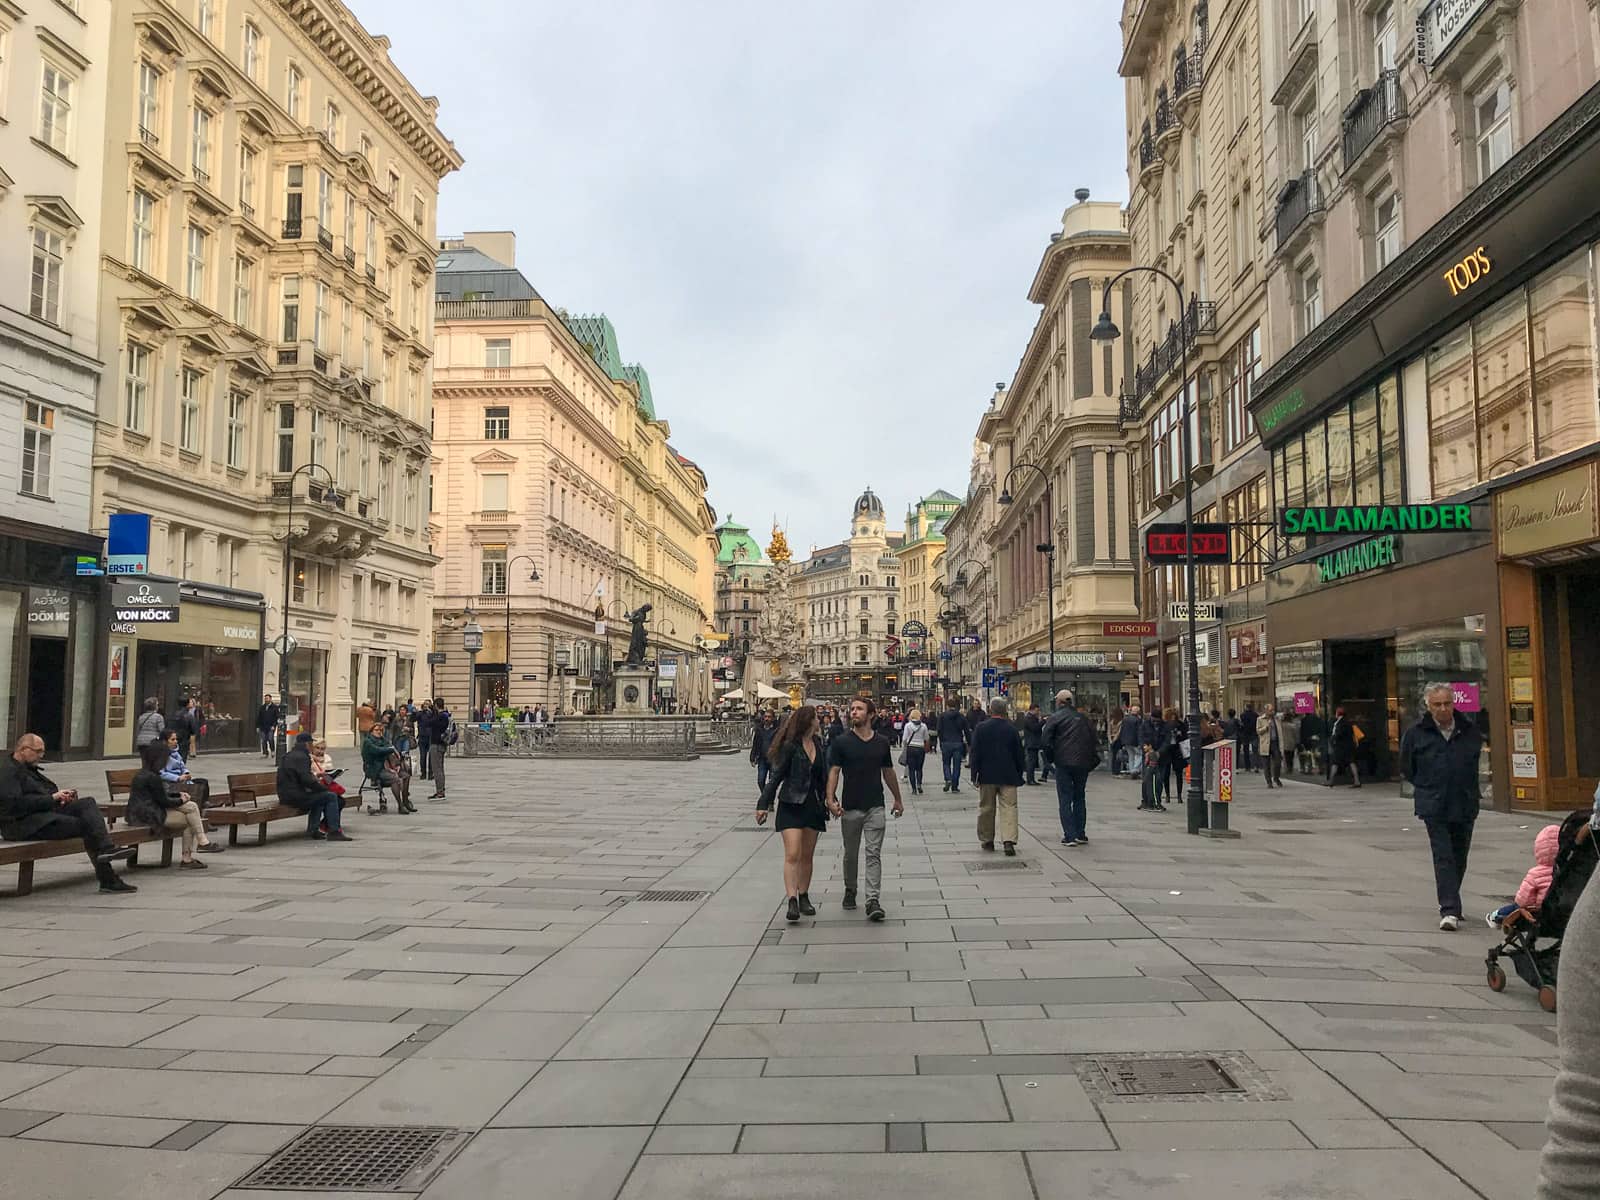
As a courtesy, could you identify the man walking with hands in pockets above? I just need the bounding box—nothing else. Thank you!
[826,697,904,922]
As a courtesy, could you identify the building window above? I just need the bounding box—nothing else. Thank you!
[281,274,300,341]
[378,457,390,518]
[364,210,376,268]
[857,646,868,663]
[1294,94,1317,173]
[180,367,203,453]
[1223,325,1261,453]
[185,224,208,301]
[335,421,349,486]
[323,100,340,148]
[344,189,356,254]
[226,391,248,469]
[291,557,307,604]
[283,163,303,236]
[358,133,373,165]
[310,409,326,466]
[1371,0,1397,74]
[388,167,401,202]
[197,0,215,39]
[29,227,64,324]
[317,168,332,232]
[276,403,296,473]
[484,406,510,439]
[20,400,53,498]
[1372,184,1400,271]
[1472,74,1513,182]
[137,61,161,145]
[124,344,151,432]
[480,472,509,511]
[242,21,261,80]
[485,337,511,368]
[314,281,328,349]
[286,63,302,121]
[481,545,508,595]
[1295,262,1322,337]
[233,254,254,327]
[1229,196,1246,277]
[191,107,212,184]
[39,61,73,154]
[131,190,156,273]
[239,143,257,218]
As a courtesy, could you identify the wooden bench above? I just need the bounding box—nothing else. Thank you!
[209,771,355,845]
[0,826,174,898]
[101,768,137,825]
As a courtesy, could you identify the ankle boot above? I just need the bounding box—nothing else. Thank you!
[798,892,816,916]
[785,896,800,923]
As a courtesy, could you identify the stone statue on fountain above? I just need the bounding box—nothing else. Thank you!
[744,526,807,703]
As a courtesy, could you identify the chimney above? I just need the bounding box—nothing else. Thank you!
[462,230,516,267]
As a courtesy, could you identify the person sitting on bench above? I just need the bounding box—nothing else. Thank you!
[277,733,351,841]
[0,733,137,893]
[126,742,225,868]
[360,720,414,814]
[158,729,211,810]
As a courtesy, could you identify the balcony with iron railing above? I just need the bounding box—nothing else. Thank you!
[1342,69,1407,177]
[1173,50,1205,121]
[317,226,334,251]
[1153,92,1179,148]
[1126,297,1218,410]
[1138,123,1163,187]
[436,297,539,321]
[281,217,302,240]
[1273,169,1325,254]
[139,126,159,149]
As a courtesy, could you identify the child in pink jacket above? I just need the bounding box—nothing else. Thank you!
[1486,823,1561,928]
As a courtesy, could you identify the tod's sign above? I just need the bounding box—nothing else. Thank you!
[1496,462,1600,559]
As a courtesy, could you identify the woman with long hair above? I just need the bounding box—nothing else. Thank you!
[901,708,930,794]
[756,704,829,923]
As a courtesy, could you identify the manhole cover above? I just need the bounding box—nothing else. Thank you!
[631,889,712,902]
[237,1125,470,1192]
[1092,1055,1243,1096]
[968,860,1032,871]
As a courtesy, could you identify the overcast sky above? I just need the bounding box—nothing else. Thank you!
[376,1,1127,555]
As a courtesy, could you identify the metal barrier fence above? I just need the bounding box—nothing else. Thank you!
[708,722,752,751]
[459,721,698,759]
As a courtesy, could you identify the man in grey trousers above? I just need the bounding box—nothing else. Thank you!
[426,701,450,799]
[825,697,903,923]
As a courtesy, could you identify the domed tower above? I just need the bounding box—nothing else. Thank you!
[852,486,885,538]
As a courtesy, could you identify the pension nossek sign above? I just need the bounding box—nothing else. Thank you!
[1281,504,1476,536]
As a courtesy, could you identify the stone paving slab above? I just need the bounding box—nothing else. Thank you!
[0,751,1574,1199]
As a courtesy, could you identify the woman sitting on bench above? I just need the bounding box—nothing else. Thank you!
[127,742,224,868]
[158,729,211,810]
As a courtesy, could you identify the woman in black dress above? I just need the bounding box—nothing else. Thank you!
[757,705,828,923]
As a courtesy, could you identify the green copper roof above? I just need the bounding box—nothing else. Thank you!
[714,515,768,567]
[561,313,656,420]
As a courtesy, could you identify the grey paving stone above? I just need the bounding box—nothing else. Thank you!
[1483,1121,1548,1151]
[415,1011,588,1060]
[481,972,626,1013]
[970,976,1205,1005]
[491,1058,690,1126]
[1329,1068,1554,1122]
[0,1062,70,1101]
[621,1150,1035,1198]
[702,1020,987,1059]
[0,1041,52,1061]
[326,1056,543,1127]
[924,1121,1115,1151]
[1395,1121,1543,1200]
[184,1122,299,1157]
[557,1010,717,1060]
[951,920,1154,941]
[0,1010,187,1048]
[662,1075,1007,1125]
[0,1109,54,1136]
[737,1124,886,1153]
[1027,1148,1483,1199]
[153,1120,228,1151]
[726,981,974,1010]
[241,978,503,1010]
[416,1127,649,1200]
[311,1056,396,1077]
[1292,1119,1414,1149]
[112,941,346,967]
[143,1015,420,1056]
[644,1125,740,1154]
[23,1045,188,1070]
[918,1053,1079,1075]
[264,1003,412,1023]
[687,1058,766,1077]
[1108,1120,1315,1150]
[998,1074,1101,1122]
[604,947,753,1011]
[984,1006,1291,1054]
[0,1138,260,1200]
[764,1055,917,1076]
[4,1065,365,1123]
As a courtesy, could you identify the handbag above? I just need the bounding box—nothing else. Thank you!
[897,748,908,766]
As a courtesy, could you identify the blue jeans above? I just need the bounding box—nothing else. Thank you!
[906,746,926,791]
[941,745,965,788]
[1055,765,1089,841]
[298,791,342,834]
[756,758,770,794]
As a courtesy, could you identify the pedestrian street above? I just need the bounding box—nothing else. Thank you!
[0,751,1565,1199]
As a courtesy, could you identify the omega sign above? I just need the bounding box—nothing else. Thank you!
[111,581,180,623]
[1443,247,1492,297]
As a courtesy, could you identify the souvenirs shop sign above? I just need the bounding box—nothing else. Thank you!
[1315,535,1400,585]
[1281,504,1475,536]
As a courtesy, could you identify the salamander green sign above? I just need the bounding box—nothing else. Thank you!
[1281,504,1476,536]
[1259,387,1306,434]
[1316,535,1399,585]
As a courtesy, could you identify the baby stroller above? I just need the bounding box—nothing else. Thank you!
[1485,809,1598,1012]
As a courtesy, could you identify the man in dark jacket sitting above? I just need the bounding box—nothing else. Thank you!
[0,733,136,892]
[1042,689,1098,846]
[970,698,1025,855]
[1400,682,1484,932]
[277,733,351,841]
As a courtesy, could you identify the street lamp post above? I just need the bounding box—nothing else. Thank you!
[997,466,1057,713]
[1091,267,1211,836]
[462,607,483,719]
[947,559,992,702]
[276,463,341,761]
[504,555,541,708]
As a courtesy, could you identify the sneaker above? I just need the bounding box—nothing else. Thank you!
[1439,915,1461,932]
[1485,911,1502,929]
[1073,837,1089,846]
[1003,842,1016,857]
[786,897,800,923]
[980,841,995,851]
[865,898,885,922]
[93,845,135,863]
[841,890,857,910]
[1060,837,1072,845]
[798,893,816,917]
[196,841,224,853]
[177,858,208,870]
[942,783,951,793]
[326,830,353,842]
[98,876,138,893]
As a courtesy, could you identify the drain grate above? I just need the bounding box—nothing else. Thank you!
[631,889,711,902]
[1091,1055,1243,1097]
[236,1125,470,1192]
[967,860,1032,871]
[1263,828,1316,835]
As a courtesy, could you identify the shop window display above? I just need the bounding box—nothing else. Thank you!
[1394,616,1491,804]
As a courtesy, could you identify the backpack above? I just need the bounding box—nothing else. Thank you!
[446,720,460,746]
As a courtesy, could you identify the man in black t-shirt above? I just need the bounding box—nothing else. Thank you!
[826,697,904,921]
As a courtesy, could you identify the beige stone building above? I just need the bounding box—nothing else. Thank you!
[797,488,904,706]
[977,194,1138,717]
[430,233,713,715]
[90,0,459,749]
[893,491,958,705]
[1119,0,1275,715]
[937,437,998,705]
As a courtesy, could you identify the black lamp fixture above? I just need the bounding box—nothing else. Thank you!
[1089,309,1121,344]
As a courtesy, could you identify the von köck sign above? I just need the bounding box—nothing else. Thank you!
[111,581,180,623]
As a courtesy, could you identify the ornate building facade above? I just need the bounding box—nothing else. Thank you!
[711,514,770,691]
[92,0,460,749]
[894,490,958,703]
[798,487,904,705]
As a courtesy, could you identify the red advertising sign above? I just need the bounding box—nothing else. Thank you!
[1144,522,1233,564]
[1103,621,1157,638]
